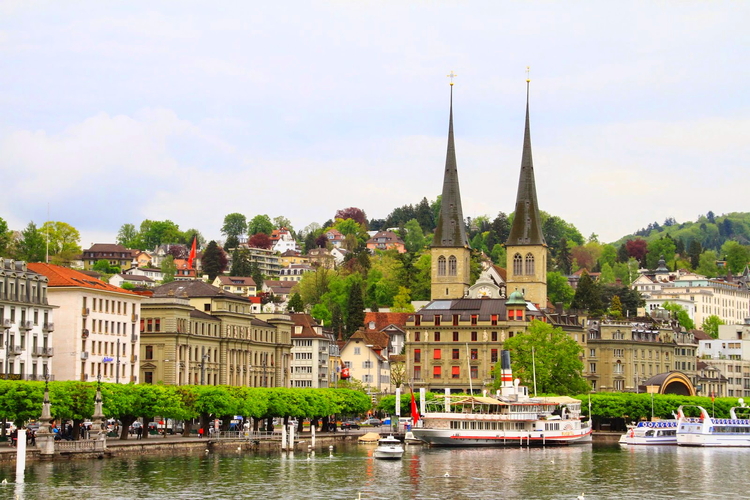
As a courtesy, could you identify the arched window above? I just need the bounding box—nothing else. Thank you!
[438,256,446,276]
[513,253,523,276]
[525,253,535,275]
[448,255,457,276]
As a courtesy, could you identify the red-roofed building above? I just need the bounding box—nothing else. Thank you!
[0,259,56,381]
[28,263,143,384]
[340,328,392,393]
[363,312,410,358]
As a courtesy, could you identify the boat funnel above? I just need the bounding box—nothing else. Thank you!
[501,350,513,388]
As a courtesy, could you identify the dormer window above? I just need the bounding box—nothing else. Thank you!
[369,321,376,330]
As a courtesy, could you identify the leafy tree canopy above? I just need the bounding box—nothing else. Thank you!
[247,214,274,236]
[221,213,247,238]
[500,320,589,395]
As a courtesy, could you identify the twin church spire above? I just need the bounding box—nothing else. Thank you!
[431,71,547,306]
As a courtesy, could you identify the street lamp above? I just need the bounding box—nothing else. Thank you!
[646,385,659,420]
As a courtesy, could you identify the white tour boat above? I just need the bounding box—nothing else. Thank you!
[373,435,404,460]
[411,351,592,447]
[677,400,750,447]
[618,420,677,446]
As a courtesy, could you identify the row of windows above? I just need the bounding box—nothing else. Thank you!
[412,365,481,379]
[413,331,514,342]
[0,306,49,326]
[414,348,490,362]
[414,315,498,327]
[83,296,136,316]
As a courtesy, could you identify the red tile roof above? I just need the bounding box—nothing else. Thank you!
[363,312,410,333]
[28,263,139,296]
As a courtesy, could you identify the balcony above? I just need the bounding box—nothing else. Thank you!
[131,354,138,363]
[81,351,89,360]
[131,334,139,343]
[82,307,90,317]
[43,322,54,332]
[9,345,23,355]
[1,319,11,329]
[33,347,54,357]
[131,313,138,322]
[19,321,33,330]
[82,329,89,338]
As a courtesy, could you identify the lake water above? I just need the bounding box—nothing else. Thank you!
[2,443,749,499]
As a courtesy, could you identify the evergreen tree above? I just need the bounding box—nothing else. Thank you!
[556,237,572,274]
[571,271,602,314]
[201,241,227,281]
[609,295,623,318]
[230,248,253,276]
[688,240,702,269]
[287,292,304,313]
[249,262,264,292]
[224,235,239,250]
[15,222,46,263]
[345,280,365,339]
[330,303,344,339]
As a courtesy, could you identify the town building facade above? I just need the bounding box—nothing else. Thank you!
[0,259,55,381]
[28,263,142,384]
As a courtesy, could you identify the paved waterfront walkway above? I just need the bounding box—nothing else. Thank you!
[0,427,378,456]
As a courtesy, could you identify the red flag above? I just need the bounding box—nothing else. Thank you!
[410,389,419,425]
[187,237,197,269]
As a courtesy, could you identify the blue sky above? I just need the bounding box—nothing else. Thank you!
[1,1,748,248]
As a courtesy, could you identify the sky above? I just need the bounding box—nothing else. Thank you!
[1,1,748,249]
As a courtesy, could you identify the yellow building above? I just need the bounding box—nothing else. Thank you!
[139,280,292,387]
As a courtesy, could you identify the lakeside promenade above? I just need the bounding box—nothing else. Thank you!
[0,427,381,464]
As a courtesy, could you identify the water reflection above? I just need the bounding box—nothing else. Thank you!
[1,444,749,499]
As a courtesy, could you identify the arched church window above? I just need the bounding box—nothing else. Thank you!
[525,253,535,275]
[448,255,457,276]
[438,256,446,276]
[513,253,523,276]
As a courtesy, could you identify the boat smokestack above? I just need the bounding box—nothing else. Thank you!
[501,350,513,388]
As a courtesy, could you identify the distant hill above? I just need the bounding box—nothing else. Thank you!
[612,211,750,251]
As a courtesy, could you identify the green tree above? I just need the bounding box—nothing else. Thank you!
[696,250,720,277]
[546,271,575,308]
[201,241,227,281]
[287,292,304,313]
[222,213,247,241]
[139,220,183,249]
[230,248,253,276]
[248,214,274,236]
[15,222,46,263]
[345,279,365,338]
[249,262,264,292]
[609,295,623,319]
[116,223,141,249]
[555,237,573,274]
[701,315,725,339]
[599,244,617,268]
[403,219,426,254]
[688,240,702,269]
[721,240,750,274]
[599,263,615,285]
[161,255,177,283]
[391,286,415,313]
[570,271,602,314]
[662,301,695,330]
[500,320,589,395]
[40,221,82,264]
[646,236,677,270]
[0,217,11,256]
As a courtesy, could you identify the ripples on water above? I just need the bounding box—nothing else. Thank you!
[2,444,750,499]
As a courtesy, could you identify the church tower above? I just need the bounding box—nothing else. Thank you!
[431,76,471,300]
[505,77,548,309]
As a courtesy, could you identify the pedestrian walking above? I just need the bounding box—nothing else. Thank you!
[198,427,204,438]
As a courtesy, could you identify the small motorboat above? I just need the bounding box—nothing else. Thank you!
[404,431,424,445]
[373,435,404,460]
